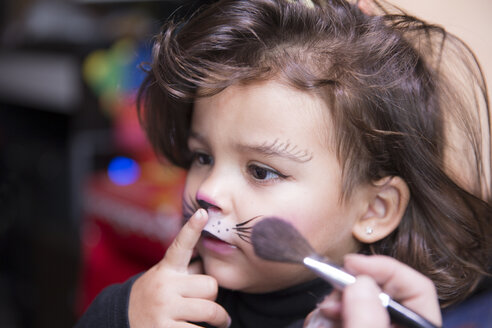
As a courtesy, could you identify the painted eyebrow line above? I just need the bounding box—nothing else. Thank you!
[188,133,313,163]
[238,139,313,163]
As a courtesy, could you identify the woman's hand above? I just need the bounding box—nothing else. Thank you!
[305,254,442,328]
[128,209,231,328]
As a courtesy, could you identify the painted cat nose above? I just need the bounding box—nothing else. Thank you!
[196,191,222,211]
[197,199,216,210]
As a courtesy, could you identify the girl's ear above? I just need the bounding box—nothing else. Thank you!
[352,176,410,243]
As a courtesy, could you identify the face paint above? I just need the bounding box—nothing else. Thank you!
[202,208,237,243]
[182,81,363,292]
[203,211,260,244]
[182,196,260,244]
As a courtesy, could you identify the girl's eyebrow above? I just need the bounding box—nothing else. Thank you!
[189,131,208,145]
[238,139,313,163]
[189,132,313,163]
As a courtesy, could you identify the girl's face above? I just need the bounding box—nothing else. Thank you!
[185,80,367,293]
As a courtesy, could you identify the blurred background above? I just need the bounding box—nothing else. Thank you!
[0,0,490,328]
[0,0,210,327]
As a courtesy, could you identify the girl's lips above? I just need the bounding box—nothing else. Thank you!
[200,231,237,255]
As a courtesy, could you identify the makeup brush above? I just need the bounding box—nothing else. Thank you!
[251,217,440,328]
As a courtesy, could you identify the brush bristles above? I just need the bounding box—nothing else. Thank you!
[251,217,315,264]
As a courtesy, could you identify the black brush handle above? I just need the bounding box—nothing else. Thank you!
[387,298,441,328]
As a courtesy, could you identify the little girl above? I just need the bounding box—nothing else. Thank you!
[76,0,491,327]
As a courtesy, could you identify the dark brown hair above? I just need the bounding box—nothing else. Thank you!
[138,0,491,307]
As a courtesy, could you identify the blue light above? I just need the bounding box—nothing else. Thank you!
[107,156,140,186]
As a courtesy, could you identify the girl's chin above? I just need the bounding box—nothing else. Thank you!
[200,254,310,293]
[201,256,250,290]
[199,255,265,292]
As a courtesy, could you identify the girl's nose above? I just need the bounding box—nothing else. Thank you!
[194,169,232,213]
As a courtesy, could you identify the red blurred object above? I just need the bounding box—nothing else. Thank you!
[76,56,190,315]
[76,161,186,315]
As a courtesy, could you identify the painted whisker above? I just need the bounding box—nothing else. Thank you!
[182,197,200,221]
[237,233,251,243]
[233,215,261,244]
[235,216,261,227]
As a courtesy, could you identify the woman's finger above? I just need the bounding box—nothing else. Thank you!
[344,254,442,327]
[342,275,389,328]
[318,290,342,321]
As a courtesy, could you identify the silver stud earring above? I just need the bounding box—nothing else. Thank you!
[365,226,373,235]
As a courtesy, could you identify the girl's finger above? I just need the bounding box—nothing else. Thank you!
[179,274,219,301]
[187,258,204,275]
[175,298,231,328]
[160,209,208,272]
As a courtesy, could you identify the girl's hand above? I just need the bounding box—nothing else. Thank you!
[304,254,442,328]
[128,209,231,328]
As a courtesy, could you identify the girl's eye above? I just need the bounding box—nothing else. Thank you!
[192,152,213,166]
[247,164,287,182]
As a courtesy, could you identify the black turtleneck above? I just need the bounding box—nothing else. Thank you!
[75,275,332,328]
[202,279,332,328]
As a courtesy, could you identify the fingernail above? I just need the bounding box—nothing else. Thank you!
[226,316,232,328]
[194,209,205,221]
